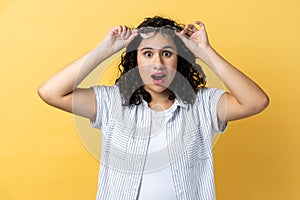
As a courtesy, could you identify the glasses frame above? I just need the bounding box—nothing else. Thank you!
[138,25,179,39]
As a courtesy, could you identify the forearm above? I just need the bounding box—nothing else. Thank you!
[177,21,268,120]
[38,41,113,100]
[199,46,269,110]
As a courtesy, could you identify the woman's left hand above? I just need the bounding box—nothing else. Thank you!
[176,21,211,61]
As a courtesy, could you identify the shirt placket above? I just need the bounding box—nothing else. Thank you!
[129,105,152,200]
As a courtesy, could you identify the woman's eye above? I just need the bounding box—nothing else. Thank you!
[144,51,152,57]
[162,51,172,57]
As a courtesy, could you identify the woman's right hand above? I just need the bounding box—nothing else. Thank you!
[103,25,138,54]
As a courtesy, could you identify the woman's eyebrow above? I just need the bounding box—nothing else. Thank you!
[140,46,176,51]
[140,47,153,51]
[162,45,176,50]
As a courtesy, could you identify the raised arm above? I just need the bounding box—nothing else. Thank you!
[38,26,137,120]
[177,21,269,122]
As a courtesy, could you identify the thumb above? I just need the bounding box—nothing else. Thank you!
[127,31,138,43]
[176,32,190,46]
[124,30,138,47]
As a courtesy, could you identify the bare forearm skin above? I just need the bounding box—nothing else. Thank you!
[38,41,114,118]
[199,46,269,121]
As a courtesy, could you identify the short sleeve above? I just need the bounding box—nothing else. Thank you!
[209,88,228,133]
[90,85,115,130]
[197,88,228,134]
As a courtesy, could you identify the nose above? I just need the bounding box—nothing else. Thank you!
[153,53,165,70]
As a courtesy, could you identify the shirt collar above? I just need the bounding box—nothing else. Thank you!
[141,96,188,110]
[174,96,188,109]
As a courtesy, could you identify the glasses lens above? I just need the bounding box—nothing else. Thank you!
[139,27,155,38]
[160,26,176,37]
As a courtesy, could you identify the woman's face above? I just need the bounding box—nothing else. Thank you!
[137,33,178,96]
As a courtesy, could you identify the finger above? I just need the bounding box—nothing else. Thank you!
[180,31,189,38]
[195,21,205,29]
[182,24,198,37]
[120,25,125,36]
[110,26,120,35]
[123,28,130,39]
[116,25,123,34]
[183,29,193,37]
[181,25,192,37]
[121,25,129,37]
[188,24,199,32]
[186,24,198,31]
[180,27,187,35]
[126,31,138,44]
[194,21,201,25]
[124,27,132,39]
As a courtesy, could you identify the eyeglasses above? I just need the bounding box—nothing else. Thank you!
[138,25,178,39]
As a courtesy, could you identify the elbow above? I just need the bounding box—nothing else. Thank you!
[262,94,270,109]
[251,94,270,114]
[38,84,55,105]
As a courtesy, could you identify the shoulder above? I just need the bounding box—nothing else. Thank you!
[194,87,227,108]
[196,87,224,100]
[91,85,123,108]
[195,88,228,133]
[92,85,120,97]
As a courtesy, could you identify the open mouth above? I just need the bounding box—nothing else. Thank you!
[150,73,167,85]
[151,74,166,80]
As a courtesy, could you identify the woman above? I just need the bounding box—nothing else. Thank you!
[38,16,269,200]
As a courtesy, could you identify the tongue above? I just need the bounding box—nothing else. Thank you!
[151,74,166,85]
[153,79,165,85]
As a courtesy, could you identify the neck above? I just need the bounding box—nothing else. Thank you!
[147,89,174,111]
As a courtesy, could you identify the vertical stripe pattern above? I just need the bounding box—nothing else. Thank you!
[90,85,227,200]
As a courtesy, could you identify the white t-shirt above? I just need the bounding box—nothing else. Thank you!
[137,105,177,200]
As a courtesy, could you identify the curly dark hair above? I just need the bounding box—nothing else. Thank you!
[115,16,206,106]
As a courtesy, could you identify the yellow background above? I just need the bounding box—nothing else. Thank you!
[1,0,299,199]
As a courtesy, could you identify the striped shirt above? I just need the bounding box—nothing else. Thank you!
[91,85,227,200]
